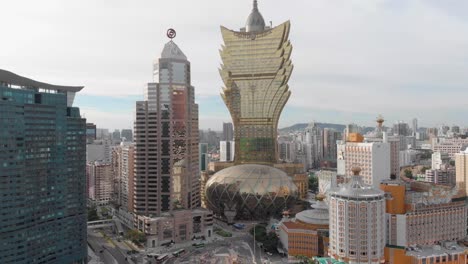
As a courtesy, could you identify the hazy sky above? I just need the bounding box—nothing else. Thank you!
[1,0,468,130]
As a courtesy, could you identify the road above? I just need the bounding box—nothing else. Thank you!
[88,229,134,264]
[166,234,286,264]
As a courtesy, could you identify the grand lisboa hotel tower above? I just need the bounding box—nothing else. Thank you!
[205,0,299,222]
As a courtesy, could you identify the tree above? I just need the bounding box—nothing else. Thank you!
[87,207,99,221]
[262,232,279,252]
[404,169,413,179]
[308,175,319,193]
[249,224,267,241]
[125,229,146,245]
[294,255,315,264]
[420,166,430,174]
[450,160,455,166]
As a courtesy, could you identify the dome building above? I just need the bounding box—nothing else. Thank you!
[328,167,386,264]
[204,164,298,222]
[278,196,330,259]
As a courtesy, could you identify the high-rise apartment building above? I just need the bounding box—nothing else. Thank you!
[86,123,97,143]
[365,116,400,178]
[328,167,386,264]
[337,135,391,188]
[112,129,121,143]
[87,161,113,205]
[323,128,340,161]
[304,122,323,169]
[86,139,112,163]
[199,143,209,171]
[412,118,418,135]
[222,122,233,141]
[393,121,410,136]
[219,140,235,162]
[121,129,133,142]
[119,142,135,211]
[133,39,200,216]
[220,0,293,164]
[0,69,87,263]
[455,148,468,198]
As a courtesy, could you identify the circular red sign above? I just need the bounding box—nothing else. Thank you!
[167,28,176,39]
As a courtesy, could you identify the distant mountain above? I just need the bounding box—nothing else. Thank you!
[279,123,374,134]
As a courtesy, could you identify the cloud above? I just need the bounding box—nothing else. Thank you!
[80,106,133,131]
[1,0,468,129]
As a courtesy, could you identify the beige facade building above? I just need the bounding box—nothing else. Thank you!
[328,167,386,264]
[87,161,113,205]
[380,180,467,264]
[455,149,468,198]
[278,199,329,260]
[433,138,468,158]
[338,138,391,188]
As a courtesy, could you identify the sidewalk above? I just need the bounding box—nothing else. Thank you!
[87,245,104,264]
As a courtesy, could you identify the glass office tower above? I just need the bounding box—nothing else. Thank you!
[0,69,87,264]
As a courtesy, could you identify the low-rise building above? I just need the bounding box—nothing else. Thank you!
[278,198,329,260]
[135,209,213,248]
[380,179,467,264]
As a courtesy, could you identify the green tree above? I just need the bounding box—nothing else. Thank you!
[249,224,267,241]
[420,166,430,174]
[308,174,318,193]
[125,229,146,245]
[87,207,99,221]
[449,160,455,166]
[404,169,413,179]
[295,255,315,264]
[262,232,279,252]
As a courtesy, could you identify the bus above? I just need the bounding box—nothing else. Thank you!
[156,254,169,263]
[192,243,205,248]
[173,249,186,257]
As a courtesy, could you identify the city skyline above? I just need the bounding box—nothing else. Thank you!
[1,1,467,263]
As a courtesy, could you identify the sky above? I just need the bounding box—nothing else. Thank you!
[1,0,468,131]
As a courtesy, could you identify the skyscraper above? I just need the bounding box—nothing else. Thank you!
[112,129,121,143]
[455,148,468,198]
[121,129,133,142]
[220,140,235,162]
[220,0,293,164]
[0,69,87,263]
[86,123,97,143]
[337,135,391,189]
[205,0,299,222]
[222,122,233,141]
[412,118,418,135]
[133,39,200,216]
[199,143,209,171]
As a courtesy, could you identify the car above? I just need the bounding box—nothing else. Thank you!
[266,252,273,256]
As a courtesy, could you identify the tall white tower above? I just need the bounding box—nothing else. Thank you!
[328,167,386,264]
